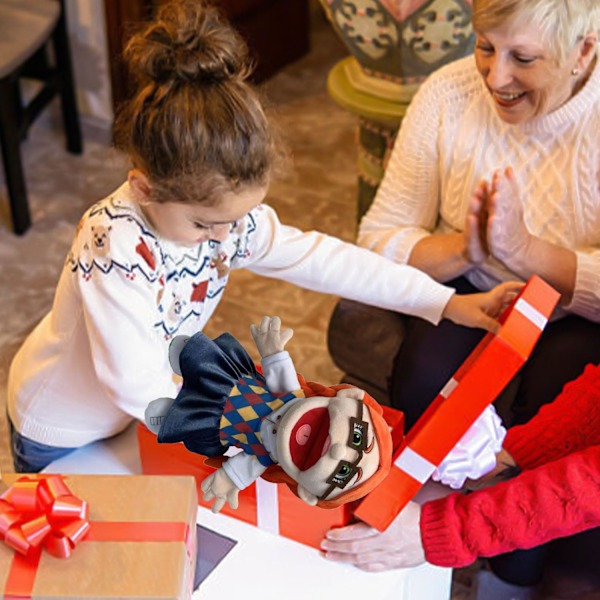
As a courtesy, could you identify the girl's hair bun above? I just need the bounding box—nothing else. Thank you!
[125,0,251,84]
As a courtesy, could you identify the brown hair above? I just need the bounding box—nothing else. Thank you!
[113,0,279,205]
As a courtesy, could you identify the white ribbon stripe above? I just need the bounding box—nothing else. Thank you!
[514,298,547,330]
[439,377,459,399]
[394,447,436,484]
[256,478,280,535]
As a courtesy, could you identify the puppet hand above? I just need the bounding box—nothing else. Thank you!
[250,315,294,358]
[322,501,425,571]
[488,167,533,268]
[168,335,190,376]
[144,397,175,435]
[442,281,523,333]
[201,468,240,513]
[433,405,506,489]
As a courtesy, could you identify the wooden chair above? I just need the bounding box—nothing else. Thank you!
[0,0,82,235]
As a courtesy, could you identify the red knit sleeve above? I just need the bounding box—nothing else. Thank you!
[420,445,600,567]
[504,364,600,469]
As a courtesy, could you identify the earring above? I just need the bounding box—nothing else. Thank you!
[572,67,580,76]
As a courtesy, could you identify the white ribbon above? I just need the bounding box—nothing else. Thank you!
[439,377,458,398]
[514,298,547,330]
[432,405,507,489]
[394,447,437,484]
[255,478,280,535]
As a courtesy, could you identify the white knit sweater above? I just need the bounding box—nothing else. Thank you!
[8,183,453,447]
[359,54,600,322]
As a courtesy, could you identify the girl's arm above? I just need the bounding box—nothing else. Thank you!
[238,205,520,334]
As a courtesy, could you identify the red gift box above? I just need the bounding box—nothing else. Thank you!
[354,275,561,531]
[138,404,404,549]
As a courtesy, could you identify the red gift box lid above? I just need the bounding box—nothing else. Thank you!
[354,275,560,531]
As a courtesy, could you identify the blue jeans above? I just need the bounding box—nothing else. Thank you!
[9,418,76,473]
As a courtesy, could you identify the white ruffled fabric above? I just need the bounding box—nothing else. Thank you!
[432,405,506,489]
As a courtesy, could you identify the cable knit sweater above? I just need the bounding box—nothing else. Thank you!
[8,183,453,447]
[420,364,600,567]
[358,55,600,322]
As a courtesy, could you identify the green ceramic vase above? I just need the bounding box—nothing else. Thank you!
[319,0,475,219]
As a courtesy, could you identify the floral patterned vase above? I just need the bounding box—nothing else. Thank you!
[320,0,474,219]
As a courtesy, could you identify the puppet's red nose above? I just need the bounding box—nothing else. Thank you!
[289,407,330,470]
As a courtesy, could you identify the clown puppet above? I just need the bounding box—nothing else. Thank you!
[146,316,505,512]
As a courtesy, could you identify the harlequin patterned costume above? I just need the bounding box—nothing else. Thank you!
[157,331,304,464]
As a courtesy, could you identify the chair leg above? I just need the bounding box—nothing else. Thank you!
[0,78,31,235]
[52,3,82,155]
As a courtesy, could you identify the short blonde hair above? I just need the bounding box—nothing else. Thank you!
[473,0,600,63]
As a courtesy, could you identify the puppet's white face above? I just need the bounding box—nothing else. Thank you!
[275,388,380,505]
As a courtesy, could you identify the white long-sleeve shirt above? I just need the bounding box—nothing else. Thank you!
[8,183,454,447]
[359,54,600,321]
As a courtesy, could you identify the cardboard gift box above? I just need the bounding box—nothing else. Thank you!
[0,474,197,600]
[138,404,404,550]
[354,275,561,531]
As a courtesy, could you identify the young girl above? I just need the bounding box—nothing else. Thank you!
[7,0,518,473]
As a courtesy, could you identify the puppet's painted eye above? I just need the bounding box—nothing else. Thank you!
[352,429,363,447]
[338,464,351,477]
[332,462,354,483]
[349,418,368,451]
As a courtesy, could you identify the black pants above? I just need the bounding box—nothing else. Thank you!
[390,277,600,585]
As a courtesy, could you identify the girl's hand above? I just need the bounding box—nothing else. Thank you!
[442,281,524,333]
[321,501,425,571]
[488,167,533,269]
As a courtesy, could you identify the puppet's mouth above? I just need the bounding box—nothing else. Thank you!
[289,407,330,471]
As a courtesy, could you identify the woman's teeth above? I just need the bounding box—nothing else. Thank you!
[495,91,525,102]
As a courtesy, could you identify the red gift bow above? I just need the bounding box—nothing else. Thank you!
[1,474,194,600]
[0,476,89,560]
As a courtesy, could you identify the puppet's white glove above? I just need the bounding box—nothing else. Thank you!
[250,316,294,358]
[432,405,506,489]
[201,468,240,513]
